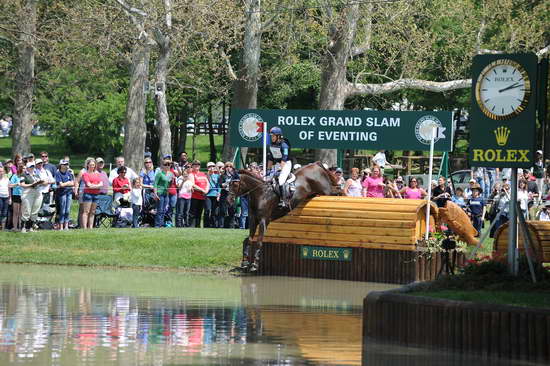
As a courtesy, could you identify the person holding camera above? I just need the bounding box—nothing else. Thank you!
[490,183,511,237]
[432,176,452,207]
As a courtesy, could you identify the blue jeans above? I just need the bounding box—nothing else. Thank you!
[132,204,141,228]
[239,196,249,229]
[165,194,177,224]
[176,198,191,227]
[0,196,8,220]
[57,192,72,224]
[155,194,169,228]
[204,196,219,228]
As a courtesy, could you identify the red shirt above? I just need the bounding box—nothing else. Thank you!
[168,168,177,195]
[112,176,130,194]
[82,172,102,194]
[191,171,208,200]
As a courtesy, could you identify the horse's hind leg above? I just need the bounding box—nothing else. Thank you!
[241,238,251,269]
[250,218,266,272]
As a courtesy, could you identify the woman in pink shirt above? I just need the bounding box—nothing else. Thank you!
[362,165,385,198]
[81,159,103,229]
[400,177,427,199]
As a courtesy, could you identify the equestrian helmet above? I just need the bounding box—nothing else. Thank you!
[269,126,282,135]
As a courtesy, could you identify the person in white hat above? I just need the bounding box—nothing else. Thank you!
[35,158,55,208]
[19,161,43,233]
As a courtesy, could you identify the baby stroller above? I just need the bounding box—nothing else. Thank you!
[139,191,156,227]
[37,193,56,230]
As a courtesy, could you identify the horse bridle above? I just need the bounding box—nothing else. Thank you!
[229,177,266,197]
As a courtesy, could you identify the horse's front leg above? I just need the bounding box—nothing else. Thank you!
[250,218,266,272]
[241,216,257,269]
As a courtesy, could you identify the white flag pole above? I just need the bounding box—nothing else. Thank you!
[262,123,267,180]
[425,126,437,241]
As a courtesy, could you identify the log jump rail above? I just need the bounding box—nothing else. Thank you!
[493,221,550,263]
[250,196,462,284]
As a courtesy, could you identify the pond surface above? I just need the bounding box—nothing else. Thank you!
[0,265,545,366]
[0,264,396,365]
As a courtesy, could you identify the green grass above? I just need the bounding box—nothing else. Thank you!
[0,228,247,271]
[412,290,550,309]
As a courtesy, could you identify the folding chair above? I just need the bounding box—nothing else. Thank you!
[94,194,118,228]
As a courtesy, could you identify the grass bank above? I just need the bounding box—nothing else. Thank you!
[0,228,247,271]
[412,290,550,309]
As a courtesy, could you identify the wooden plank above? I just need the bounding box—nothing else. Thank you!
[301,201,421,212]
[306,195,424,204]
[290,208,417,221]
[267,222,416,237]
[274,215,416,228]
[259,237,417,251]
[264,230,416,244]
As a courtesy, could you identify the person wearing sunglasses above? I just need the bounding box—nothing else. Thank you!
[153,159,174,228]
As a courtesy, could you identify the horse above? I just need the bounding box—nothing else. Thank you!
[228,162,341,272]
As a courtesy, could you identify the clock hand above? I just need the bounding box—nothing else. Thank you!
[498,83,521,93]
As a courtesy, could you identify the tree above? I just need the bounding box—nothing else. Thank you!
[1,0,38,156]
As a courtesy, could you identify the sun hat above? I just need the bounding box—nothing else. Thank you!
[191,160,201,166]
[471,183,483,193]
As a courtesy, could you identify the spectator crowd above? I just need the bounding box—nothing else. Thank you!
[1,147,549,238]
[0,151,252,232]
[336,149,550,238]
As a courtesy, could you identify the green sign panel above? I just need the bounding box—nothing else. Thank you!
[300,246,352,261]
[469,53,538,168]
[230,109,454,151]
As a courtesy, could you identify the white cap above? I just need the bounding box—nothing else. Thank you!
[35,158,43,165]
[216,161,224,168]
[26,162,35,168]
[293,164,302,170]
[536,150,543,155]
[207,162,216,168]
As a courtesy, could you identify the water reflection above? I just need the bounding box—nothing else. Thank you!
[0,264,396,365]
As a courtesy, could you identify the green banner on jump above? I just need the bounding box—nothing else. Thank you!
[300,246,352,262]
[230,109,454,151]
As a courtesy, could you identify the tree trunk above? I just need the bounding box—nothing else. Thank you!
[222,0,261,162]
[315,3,360,167]
[11,0,37,157]
[207,103,216,162]
[154,35,172,162]
[123,40,150,173]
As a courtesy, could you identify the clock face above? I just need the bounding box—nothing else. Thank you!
[475,59,531,120]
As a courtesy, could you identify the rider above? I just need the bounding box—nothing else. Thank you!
[267,126,292,206]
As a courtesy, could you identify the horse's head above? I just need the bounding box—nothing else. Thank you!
[227,174,242,206]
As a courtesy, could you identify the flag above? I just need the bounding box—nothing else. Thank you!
[439,151,449,178]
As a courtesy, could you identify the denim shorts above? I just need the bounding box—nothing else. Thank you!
[82,192,99,203]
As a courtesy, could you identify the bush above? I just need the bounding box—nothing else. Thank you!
[35,67,127,155]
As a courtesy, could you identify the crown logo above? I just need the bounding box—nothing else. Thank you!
[302,247,308,256]
[494,126,510,146]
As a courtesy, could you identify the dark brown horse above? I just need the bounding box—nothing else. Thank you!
[228,162,341,272]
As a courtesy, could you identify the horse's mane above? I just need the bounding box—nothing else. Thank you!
[313,161,339,186]
[237,169,264,184]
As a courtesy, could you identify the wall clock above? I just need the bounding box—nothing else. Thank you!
[475,59,531,120]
